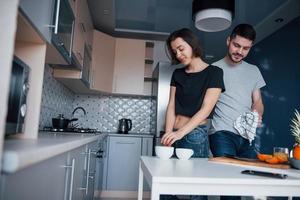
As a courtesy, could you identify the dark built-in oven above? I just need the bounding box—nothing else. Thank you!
[5,56,30,135]
[51,0,75,64]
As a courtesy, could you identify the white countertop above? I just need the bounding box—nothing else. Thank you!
[2,132,107,173]
[142,156,300,182]
[139,156,300,199]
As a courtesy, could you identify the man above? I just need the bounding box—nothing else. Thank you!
[209,24,266,162]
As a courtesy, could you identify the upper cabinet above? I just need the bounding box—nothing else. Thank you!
[91,33,149,96]
[19,0,55,43]
[56,29,167,96]
[72,0,93,67]
[52,0,95,93]
[90,30,115,93]
[113,38,145,95]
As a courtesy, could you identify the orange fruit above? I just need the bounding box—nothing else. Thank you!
[265,156,280,164]
[293,145,300,160]
[257,153,273,161]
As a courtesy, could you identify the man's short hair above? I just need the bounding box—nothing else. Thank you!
[230,24,256,42]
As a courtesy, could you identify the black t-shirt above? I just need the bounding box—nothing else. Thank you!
[170,65,225,118]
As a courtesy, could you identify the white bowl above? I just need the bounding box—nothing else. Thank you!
[289,158,300,170]
[155,146,174,160]
[175,148,194,160]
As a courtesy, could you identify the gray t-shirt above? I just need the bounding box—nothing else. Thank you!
[209,58,266,135]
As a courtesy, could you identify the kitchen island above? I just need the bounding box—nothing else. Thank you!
[138,156,300,200]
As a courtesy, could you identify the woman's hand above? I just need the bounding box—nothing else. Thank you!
[161,131,184,146]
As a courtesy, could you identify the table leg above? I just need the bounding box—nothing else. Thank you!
[138,161,144,200]
[151,184,160,200]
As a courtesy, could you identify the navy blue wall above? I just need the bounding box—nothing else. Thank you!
[246,16,300,154]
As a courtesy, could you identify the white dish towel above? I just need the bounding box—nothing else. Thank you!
[234,111,259,144]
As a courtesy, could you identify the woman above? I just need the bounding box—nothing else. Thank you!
[162,28,225,159]
[160,28,225,200]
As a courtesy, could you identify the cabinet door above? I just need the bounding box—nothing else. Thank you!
[86,141,98,199]
[2,152,68,200]
[107,136,142,190]
[95,136,107,193]
[68,145,87,200]
[19,0,55,43]
[72,0,86,67]
[91,30,115,92]
[113,38,145,95]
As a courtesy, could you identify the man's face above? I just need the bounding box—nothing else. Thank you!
[227,35,253,63]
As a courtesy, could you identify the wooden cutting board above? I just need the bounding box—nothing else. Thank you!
[209,157,290,169]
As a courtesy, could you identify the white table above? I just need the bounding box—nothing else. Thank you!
[138,156,300,200]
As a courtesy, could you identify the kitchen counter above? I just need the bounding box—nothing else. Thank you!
[106,132,154,138]
[2,132,107,173]
[138,156,300,200]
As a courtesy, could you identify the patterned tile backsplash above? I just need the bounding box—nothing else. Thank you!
[39,65,156,133]
[73,95,156,133]
[39,65,74,128]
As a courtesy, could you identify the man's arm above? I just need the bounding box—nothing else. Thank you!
[252,89,264,124]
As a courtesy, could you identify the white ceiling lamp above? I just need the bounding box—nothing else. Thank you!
[193,0,235,32]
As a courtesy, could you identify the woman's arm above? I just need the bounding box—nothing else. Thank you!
[164,86,176,133]
[162,88,222,146]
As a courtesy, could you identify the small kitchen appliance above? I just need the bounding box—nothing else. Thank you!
[118,118,132,133]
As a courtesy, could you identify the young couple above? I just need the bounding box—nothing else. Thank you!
[161,24,266,200]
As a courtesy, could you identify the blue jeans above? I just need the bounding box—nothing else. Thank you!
[174,125,209,158]
[161,125,209,200]
[209,130,257,159]
[209,130,257,200]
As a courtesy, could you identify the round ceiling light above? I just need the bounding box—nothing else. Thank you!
[195,8,232,32]
[193,0,234,32]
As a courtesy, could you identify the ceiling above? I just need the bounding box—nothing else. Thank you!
[87,0,300,62]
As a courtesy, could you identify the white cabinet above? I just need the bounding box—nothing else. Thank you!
[103,135,153,192]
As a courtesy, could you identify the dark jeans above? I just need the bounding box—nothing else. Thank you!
[209,130,257,200]
[209,130,257,159]
[160,125,209,200]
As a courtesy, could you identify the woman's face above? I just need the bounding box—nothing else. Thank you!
[170,37,194,65]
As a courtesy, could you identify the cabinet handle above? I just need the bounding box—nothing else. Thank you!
[69,20,75,57]
[53,0,61,34]
[63,158,75,200]
[116,141,135,144]
[85,149,91,195]
[91,68,95,88]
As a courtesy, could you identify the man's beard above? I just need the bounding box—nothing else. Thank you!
[228,52,243,63]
